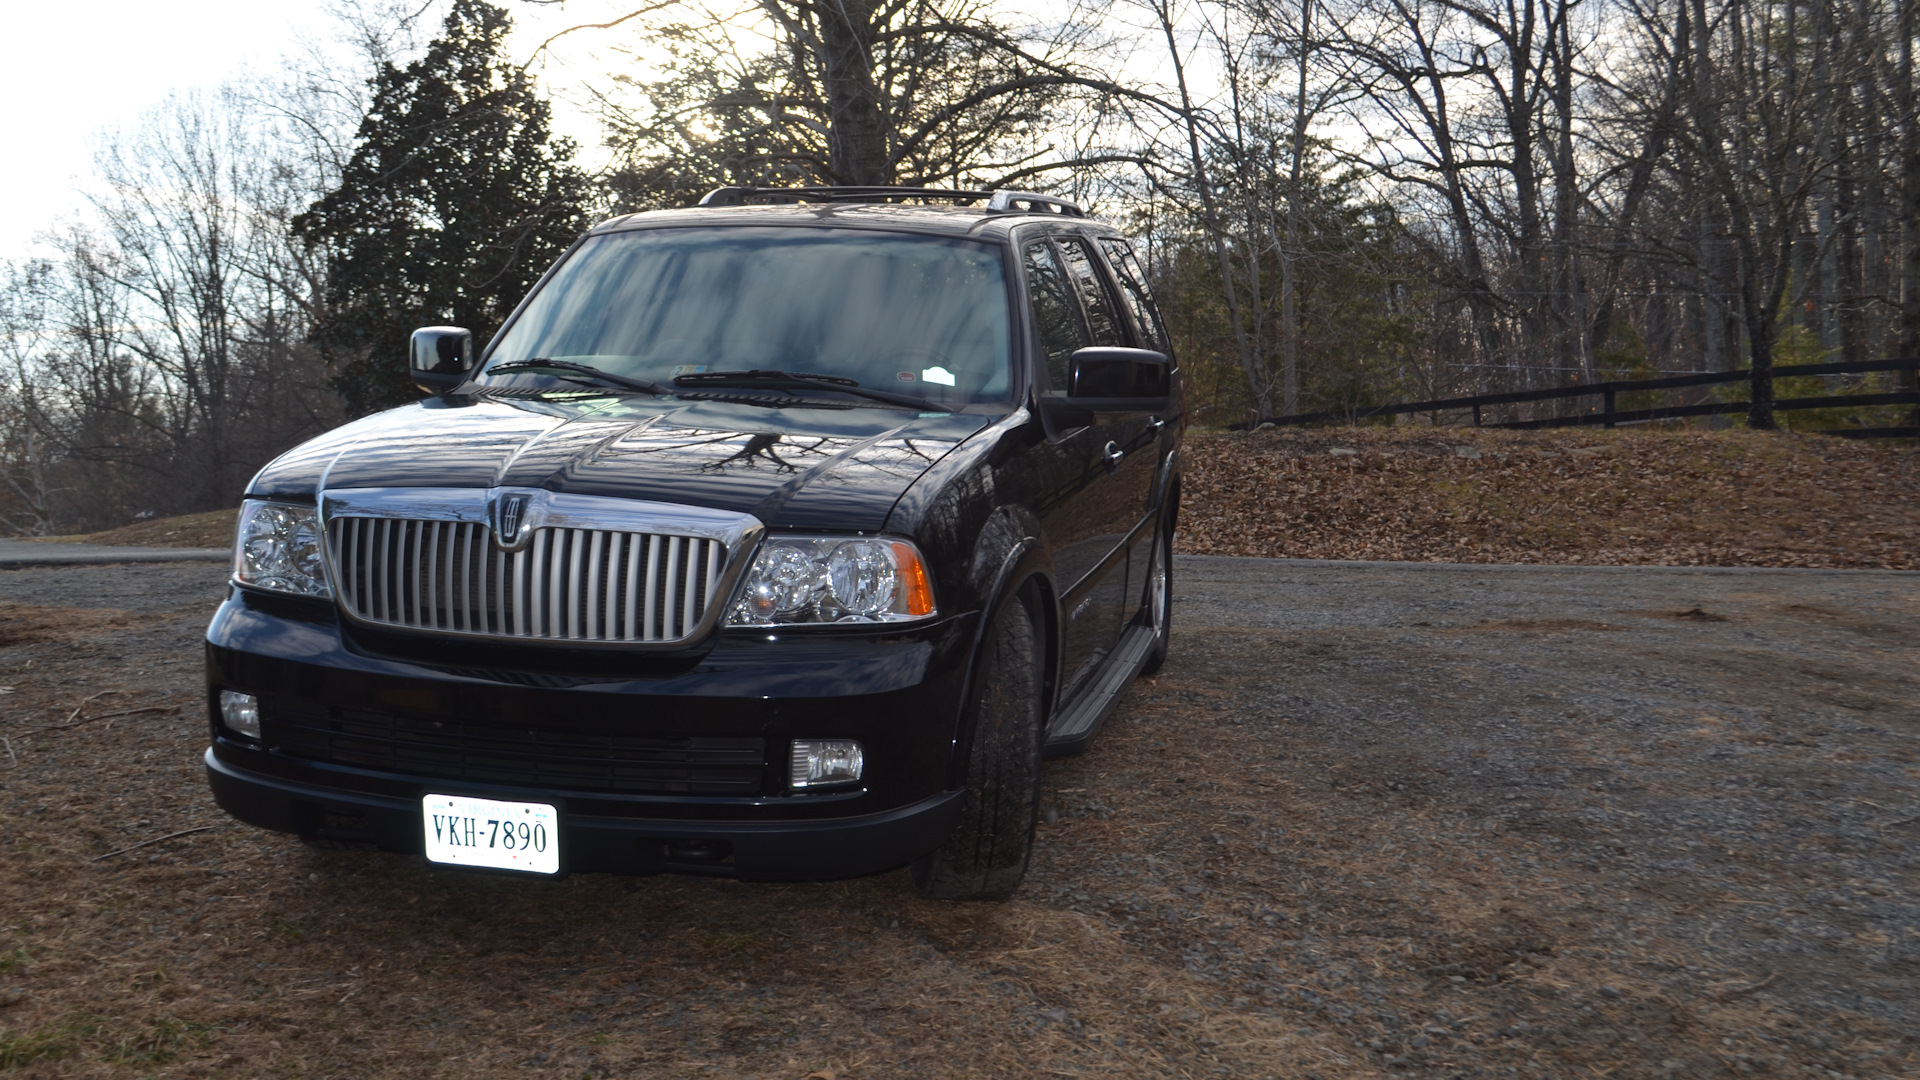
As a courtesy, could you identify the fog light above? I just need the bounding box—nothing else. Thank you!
[789,739,863,789]
[219,690,261,740]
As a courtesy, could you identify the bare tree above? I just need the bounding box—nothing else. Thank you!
[0,262,63,534]
[1,86,348,533]
[1903,0,1920,364]
[599,0,1163,197]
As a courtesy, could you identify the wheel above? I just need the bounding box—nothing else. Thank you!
[912,590,1043,900]
[1138,516,1172,676]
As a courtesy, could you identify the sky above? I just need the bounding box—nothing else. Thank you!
[0,0,636,263]
[0,0,1204,264]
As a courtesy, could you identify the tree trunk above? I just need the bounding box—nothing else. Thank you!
[1745,229,1784,430]
[1814,0,1842,358]
[1222,12,1268,412]
[813,0,891,184]
[1549,0,1586,387]
[1280,0,1312,416]
[1155,0,1263,417]
[1692,0,1743,376]
[1903,0,1920,366]
[1508,6,1545,389]
[1588,0,1687,366]
[1858,38,1889,363]
[1413,40,1503,375]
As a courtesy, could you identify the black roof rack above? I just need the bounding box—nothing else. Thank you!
[697,186,1084,218]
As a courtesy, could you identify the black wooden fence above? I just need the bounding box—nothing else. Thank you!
[1238,357,1920,438]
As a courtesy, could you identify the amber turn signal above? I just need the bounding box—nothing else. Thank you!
[892,541,936,617]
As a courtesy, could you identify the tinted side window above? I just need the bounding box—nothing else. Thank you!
[1098,237,1171,355]
[1024,240,1087,388]
[1056,237,1125,347]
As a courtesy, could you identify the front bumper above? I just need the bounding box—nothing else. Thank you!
[205,748,965,879]
[205,586,979,879]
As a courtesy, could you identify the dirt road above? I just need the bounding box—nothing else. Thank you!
[1,558,1915,1077]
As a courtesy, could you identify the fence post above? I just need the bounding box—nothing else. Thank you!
[1603,388,1616,429]
[1472,403,1482,427]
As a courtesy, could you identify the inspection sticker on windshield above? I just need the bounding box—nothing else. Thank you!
[422,794,559,874]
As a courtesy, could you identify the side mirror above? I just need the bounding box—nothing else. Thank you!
[1070,347,1171,401]
[1040,347,1171,427]
[410,326,474,394]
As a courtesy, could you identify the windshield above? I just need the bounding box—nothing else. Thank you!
[482,227,1013,406]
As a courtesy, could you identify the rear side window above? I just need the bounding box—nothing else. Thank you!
[1024,240,1086,388]
[1055,237,1125,347]
[1098,237,1171,355]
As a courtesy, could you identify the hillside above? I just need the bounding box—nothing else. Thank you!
[28,509,238,549]
[1179,426,1920,569]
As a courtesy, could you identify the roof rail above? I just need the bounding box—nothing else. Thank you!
[698,185,1084,217]
[984,190,1084,217]
[698,186,986,208]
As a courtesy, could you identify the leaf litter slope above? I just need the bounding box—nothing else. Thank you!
[1180,427,1920,568]
[2,560,1916,1077]
[20,511,237,550]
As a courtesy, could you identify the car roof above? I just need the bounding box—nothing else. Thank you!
[588,203,1120,244]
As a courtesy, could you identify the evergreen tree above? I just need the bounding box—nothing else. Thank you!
[296,0,593,413]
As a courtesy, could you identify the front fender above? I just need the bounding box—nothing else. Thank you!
[940,507,1055,790]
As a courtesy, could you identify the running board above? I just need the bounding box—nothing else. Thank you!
[1042,624,1157,758]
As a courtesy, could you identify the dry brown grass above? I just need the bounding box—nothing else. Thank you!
[27,511,237,550]
[0,605,141,649]
[1179,426,1920,568]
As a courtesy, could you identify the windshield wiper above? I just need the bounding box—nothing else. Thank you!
[487,359,670,395]
[673,370,945,413]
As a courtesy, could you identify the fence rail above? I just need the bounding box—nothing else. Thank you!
[1238,357,1920,437]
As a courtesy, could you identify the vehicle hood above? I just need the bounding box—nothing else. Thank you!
[247,394,993,533]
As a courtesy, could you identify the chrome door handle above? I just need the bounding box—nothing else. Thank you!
[1101,441,1124,468]
[1146,416,1165,434]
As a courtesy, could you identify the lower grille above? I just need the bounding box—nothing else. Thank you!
[264,700,767,796]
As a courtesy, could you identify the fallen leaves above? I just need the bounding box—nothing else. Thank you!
[1178,426,1920,568]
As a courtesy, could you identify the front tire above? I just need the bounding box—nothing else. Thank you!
[912,591,1043,900]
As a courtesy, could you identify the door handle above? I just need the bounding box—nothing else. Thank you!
[1145,416,1165,435]
[1101,441,1125,468]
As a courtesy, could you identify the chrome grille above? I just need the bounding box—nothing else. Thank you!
[328,518,727,643]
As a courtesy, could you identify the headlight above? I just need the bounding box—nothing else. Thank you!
[728,537,935,626]
[233,499,331,598]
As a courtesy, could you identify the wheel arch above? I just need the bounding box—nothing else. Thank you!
[942,509,1058,791]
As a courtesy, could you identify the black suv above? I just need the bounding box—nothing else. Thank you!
[206,187,1183,899]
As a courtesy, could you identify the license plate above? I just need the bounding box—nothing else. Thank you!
[422,794,559,874]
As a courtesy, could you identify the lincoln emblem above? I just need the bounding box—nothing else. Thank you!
[494,493,530,546]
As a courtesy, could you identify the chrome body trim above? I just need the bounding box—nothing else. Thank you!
[317,488,764,648]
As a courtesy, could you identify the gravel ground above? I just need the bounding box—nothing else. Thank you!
[1,558,1915,1078]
